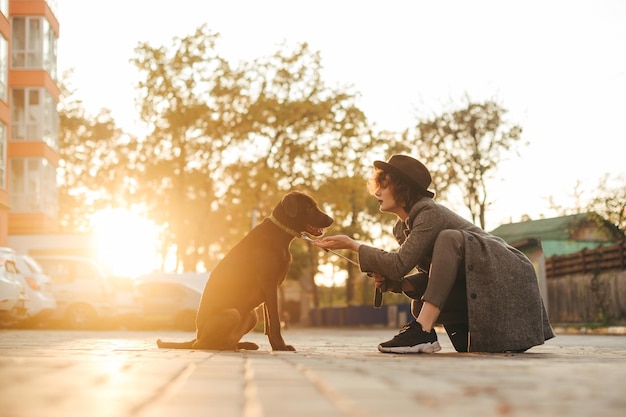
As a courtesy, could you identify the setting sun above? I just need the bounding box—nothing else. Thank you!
[91,208,161,277]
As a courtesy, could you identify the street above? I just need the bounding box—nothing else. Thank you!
[1,327,625,417]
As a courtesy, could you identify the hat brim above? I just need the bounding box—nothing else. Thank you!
[373,160,435,198]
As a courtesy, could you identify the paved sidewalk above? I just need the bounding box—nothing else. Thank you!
[1,327,625,417]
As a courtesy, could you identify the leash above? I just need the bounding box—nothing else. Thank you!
[268,214,383,308]
[300,234,360,267]
[300,235,384,308]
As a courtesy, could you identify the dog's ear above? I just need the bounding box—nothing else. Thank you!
[282,193,299,218]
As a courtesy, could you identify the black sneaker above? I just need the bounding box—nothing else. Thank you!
[378,320,441,353]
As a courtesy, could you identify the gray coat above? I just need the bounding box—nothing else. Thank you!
[358,198,554,352]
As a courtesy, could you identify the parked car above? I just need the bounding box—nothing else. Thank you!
[107,273,143,327]
[132,272,209,330]
[0,257,27,326]
[31,255,117,329]
[32,255,142,329]
[12,253,57,327]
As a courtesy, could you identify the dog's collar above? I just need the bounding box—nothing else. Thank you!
[268,214,302,239]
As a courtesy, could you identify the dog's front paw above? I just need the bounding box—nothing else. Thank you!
[273,344,296,352]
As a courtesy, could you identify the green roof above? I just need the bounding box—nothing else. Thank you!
[490,212,620,244]
[540,240,616,258]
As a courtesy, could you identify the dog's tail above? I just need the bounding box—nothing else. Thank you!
[156,338,196,349]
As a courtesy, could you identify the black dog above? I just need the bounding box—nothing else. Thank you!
[157,191,333,351]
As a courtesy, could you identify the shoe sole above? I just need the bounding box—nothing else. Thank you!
[377,341,442,354]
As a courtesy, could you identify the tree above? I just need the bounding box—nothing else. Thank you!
[210,41,379,306]
[407,97,524,229]
[586,174,626,234]
[131,25,230,271]
[549,173,626,234]
[130,25,379,292]
[57,72,135,232]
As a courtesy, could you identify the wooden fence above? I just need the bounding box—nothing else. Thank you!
[547,269,626,324]
[546,241,626,278]
[545,241,626,324]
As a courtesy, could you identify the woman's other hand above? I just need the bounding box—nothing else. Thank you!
[371,273,387,290]
[372,273,403,293]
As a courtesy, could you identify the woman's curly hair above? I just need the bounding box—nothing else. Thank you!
[368,168,428,209]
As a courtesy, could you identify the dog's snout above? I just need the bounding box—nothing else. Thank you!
[313,208,333,228]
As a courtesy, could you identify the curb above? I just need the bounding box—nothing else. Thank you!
[553,326,626,335]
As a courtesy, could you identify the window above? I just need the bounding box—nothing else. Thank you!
[11,16,57,80]
[10,87,59,149]
[0,34,6,102]
[38,259,73,283]
[9,157,58,218]
[43,18,57,80]
[0,122,5,189]
[73,261,101,281]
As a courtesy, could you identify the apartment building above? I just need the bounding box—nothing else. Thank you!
[0,0,60,245]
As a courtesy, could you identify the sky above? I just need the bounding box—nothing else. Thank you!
[56,0,626,230]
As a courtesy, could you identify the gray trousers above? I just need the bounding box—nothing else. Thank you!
[403,229,469,351]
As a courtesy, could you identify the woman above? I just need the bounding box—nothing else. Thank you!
[313,154,554,353]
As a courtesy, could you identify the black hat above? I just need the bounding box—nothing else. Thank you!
[373,154,434,198]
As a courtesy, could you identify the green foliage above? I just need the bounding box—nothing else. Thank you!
[548,174,626,235]
[585,174,626,234]
[128,24,386,291]
[57,26,528,307]
[406,97,524,229]
[57,73,136,231]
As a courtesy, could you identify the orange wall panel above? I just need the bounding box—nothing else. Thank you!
[0,101,8,124]
[0,12,9,35]
[0,189,9,209]
[8,70,61,101]
[0,189,9,246]
[8,141,60,166]
[0,210,8,246]
[9,212,59,234]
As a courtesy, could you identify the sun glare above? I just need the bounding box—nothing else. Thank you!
[91,208,160,277]
[315,262,348,287]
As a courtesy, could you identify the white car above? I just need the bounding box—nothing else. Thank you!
[0,248,58,327]
[0,258,27,326]
[107,273,143,325]
[14,254,57,326]
[132,272,209,330]
[32,255,141,329]
[32,255,116,329]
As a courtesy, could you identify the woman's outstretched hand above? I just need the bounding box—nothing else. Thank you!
[312,235,361,252]
[313,236,391,290]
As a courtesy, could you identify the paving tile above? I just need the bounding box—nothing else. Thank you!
[0,328,625,417]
